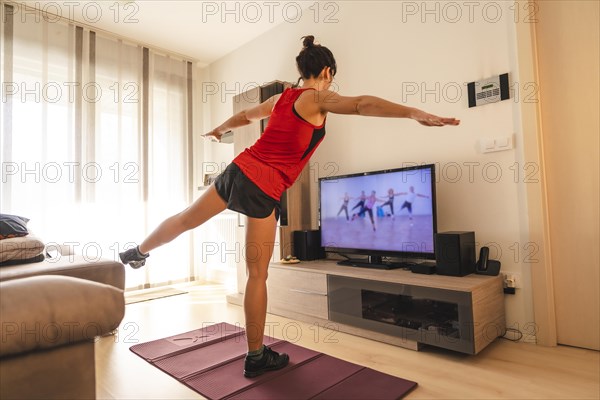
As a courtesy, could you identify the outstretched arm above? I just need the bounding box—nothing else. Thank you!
[317,90,459,127]
[203,94,282,142]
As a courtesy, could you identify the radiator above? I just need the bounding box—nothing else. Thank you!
[198,211,239,270]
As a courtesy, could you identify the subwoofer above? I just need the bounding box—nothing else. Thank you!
[293,230,325,261]
[435,231,476,276]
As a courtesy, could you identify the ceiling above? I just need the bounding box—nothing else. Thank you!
[19,0,309,65]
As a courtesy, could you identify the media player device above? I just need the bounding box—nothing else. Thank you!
[410,262,436,275]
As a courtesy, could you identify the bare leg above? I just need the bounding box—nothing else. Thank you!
[366,208,376,231]
[138,185,226,254]
[243,210,277,351]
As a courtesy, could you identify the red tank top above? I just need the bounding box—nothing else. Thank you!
[232,87,326,200]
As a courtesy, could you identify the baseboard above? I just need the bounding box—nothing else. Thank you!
[226,292,244,306]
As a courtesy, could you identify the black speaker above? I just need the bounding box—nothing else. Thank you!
[435,231,476,276]
[293,230,325,261]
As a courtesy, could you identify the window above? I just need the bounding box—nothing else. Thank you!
[1,4,195,289]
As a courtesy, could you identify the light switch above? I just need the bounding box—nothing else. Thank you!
[480,138,496,153]
[496,136,512,149]
[480,136,514,153]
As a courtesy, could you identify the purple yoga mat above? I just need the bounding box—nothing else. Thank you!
[130,322,417,400]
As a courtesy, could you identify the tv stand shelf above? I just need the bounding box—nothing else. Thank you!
[262,259,505,355]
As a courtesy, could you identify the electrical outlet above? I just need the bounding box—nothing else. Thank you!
[505,275,516,288]
[502,272,522,289]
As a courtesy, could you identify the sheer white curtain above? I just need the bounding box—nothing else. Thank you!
[1,5,77,243]
[83,34,146,289]
[1,4,194,289]
[145,52,193,285]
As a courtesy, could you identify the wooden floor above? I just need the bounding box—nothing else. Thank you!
[95,284,600,399]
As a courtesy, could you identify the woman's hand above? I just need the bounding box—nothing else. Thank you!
[202,129,223,142]
[411,109,460,127]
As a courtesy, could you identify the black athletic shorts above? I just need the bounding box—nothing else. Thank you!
[214,162,281,220]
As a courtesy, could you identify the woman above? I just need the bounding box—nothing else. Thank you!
[398,185,430,225]
[351,190,379,231]
[380,188,399,219]
[351,190,367,213]
[336,192,351,221]
[119,35,459,377]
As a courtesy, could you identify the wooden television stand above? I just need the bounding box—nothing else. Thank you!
[227,259,505,355]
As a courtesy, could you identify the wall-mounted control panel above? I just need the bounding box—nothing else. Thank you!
[468,73,510,108]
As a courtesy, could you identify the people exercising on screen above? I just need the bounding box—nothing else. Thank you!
[398,186,430,223]
[352,190,379,231]
[351,191,367,212]
[336,193,351,221]
[379,188,401,219]
[119,35,459,377]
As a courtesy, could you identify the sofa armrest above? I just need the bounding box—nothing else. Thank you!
[0,275,125,358]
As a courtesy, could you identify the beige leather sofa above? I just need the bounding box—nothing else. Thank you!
[0,255,125,400]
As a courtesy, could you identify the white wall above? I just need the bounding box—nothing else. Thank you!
[201,1,535,340]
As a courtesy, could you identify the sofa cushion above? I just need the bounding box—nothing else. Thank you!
[0,340,96,400]
[0,235,45,264]
[0,214,29,240]
[0,255,125,290]
[0,275,125,358]
[0,254,45,267]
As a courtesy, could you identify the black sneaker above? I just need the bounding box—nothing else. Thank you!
[243,346,289,378]
[119,246,149,269]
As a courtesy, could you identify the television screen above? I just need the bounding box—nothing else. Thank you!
[319,164,437,261]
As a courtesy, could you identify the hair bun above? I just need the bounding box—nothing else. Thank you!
[302,35,315,48]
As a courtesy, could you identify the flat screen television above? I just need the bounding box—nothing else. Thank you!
[319,164,437,269]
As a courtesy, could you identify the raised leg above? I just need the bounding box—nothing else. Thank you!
[138,185,226,254]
